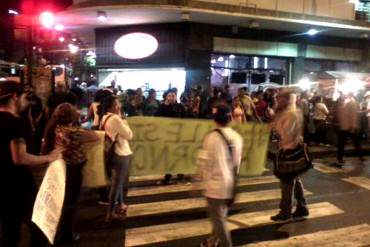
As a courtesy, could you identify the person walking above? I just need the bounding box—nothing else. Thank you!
[336,93,364,166]
[99,95,133,221]
[198,103,243,247]
[42,103,99,244]
[0,80,61,247]
[271,89,309,221]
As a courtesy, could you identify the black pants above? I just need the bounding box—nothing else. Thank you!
[1,169,47,247]
[57,162,84,241]
[279,177,307,216]
[313,119,326,144]
[337,130,363,162]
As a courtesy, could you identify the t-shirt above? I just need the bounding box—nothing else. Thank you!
[0,111,34,195]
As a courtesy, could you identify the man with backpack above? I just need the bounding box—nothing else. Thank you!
[197,103,243,247]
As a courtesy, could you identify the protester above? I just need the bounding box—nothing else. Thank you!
[336,92,364,166]
[313,96,329,145]
[47,81,77,118]
[232,98,247,123]
[143,89,160,116]
[0,80,61,247]
[99,95,133,221]
[88,89,113,130]
[42,103,99,244]
[156,89,186,184]
[271,89,309,221]
[236,87,260,122]
[197,103,243,247]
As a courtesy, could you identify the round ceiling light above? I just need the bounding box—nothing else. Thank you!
[114,32,158,59]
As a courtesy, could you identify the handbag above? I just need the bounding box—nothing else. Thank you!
[100,114,116,166]
[273,143,313,180]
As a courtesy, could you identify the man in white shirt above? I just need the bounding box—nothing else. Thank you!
[198,103,243,247]
[313,96,329,145]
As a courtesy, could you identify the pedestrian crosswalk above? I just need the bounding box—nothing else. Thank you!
[110,160,370,247]
[247,224,370,247]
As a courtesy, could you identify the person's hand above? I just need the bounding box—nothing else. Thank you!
[47,148,63,163]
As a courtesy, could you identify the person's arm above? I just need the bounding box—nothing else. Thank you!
[109,116,133,141]
[10,138,61,166]
[322,104,329,116]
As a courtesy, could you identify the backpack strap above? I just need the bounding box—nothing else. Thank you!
[100,114,115,131]
[213,129,233,161]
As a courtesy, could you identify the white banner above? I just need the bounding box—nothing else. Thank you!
[32,159,66,244]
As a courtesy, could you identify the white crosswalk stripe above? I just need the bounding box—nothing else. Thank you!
[122,173,350,247]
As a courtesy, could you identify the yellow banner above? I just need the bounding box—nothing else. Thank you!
[128,117,270,176]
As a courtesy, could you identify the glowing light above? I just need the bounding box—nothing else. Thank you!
[349,0,360,4]
[60,64,65,69]
[58,37,65,42]
[229,54,235,59]
[338,77,364,95]
[8,9,19,15]
[211,59,216,64]
[55,24,64,31]
[114,33,158,59]
[39,12,55,29]
[86,51,96,58]
[68,44,79,54]
[297,78,311,91]
[97,11,107,22]
[217,56,224,62]
[264,57,268,69]
[253,57,259,69]
[72,38,77,42]
[307,28,319,36]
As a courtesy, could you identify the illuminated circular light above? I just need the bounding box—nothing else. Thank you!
[307,28,319,36]
[55,24,64,31]
[229,54,235,59]
[114,33,158,59]
[58,37,65,42]
[39,12,55,29]
[217,56,224,62]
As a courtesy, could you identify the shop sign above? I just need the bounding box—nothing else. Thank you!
[114,32,158,59]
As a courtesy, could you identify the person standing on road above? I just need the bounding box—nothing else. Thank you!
[0,80,61,247]
[313,96,329,145]
[336,92,364,166]
[198,103,243,247]
[99,95,133,221]
[271,89,309,221]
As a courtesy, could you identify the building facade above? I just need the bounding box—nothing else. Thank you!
[58,0,370,93]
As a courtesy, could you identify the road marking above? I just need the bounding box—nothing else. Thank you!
[342,176,370,190]
[128,176,279,197]
[127,189,312,218]
[313,163,344,174]
[125,202,343,247]
[247,224,370,246]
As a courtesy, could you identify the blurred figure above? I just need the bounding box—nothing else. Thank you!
[47,81,77,118]
[220,85,232,105]
[313,96,329,145]
[198,103,243,247]
[232,98,246,123]
[0,81,60,247]
[298,92,310,144]
[42,103,99,244]
[237,87,260,122]
[271,89,309,221]
[336,93,364,167]
[143,89,160,116]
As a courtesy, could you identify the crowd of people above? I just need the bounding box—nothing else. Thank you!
[2,76,370,247]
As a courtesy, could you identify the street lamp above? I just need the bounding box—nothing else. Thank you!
[39,11,55,29]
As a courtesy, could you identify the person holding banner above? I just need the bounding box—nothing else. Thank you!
[0,80,61,247]
[42,103,100,244]
[198,103,243,247]
[98,95,133,222]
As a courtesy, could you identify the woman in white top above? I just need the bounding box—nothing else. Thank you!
[313,96,329,145]
[99,95,133,221]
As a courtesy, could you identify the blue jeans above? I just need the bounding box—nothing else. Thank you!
[108,154,131,212]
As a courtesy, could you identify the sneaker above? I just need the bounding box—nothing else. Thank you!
[270,212,291,222]
[292,207,309,218]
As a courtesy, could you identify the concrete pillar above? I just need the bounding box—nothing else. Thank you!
[292,43,307,83]
[359,44,370,73]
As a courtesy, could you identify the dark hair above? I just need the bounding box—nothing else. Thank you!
[213,102,232,126]
[97,95,118,120]
[42,103,79,154]
[0,80,23,106]
[94,89,113,103]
